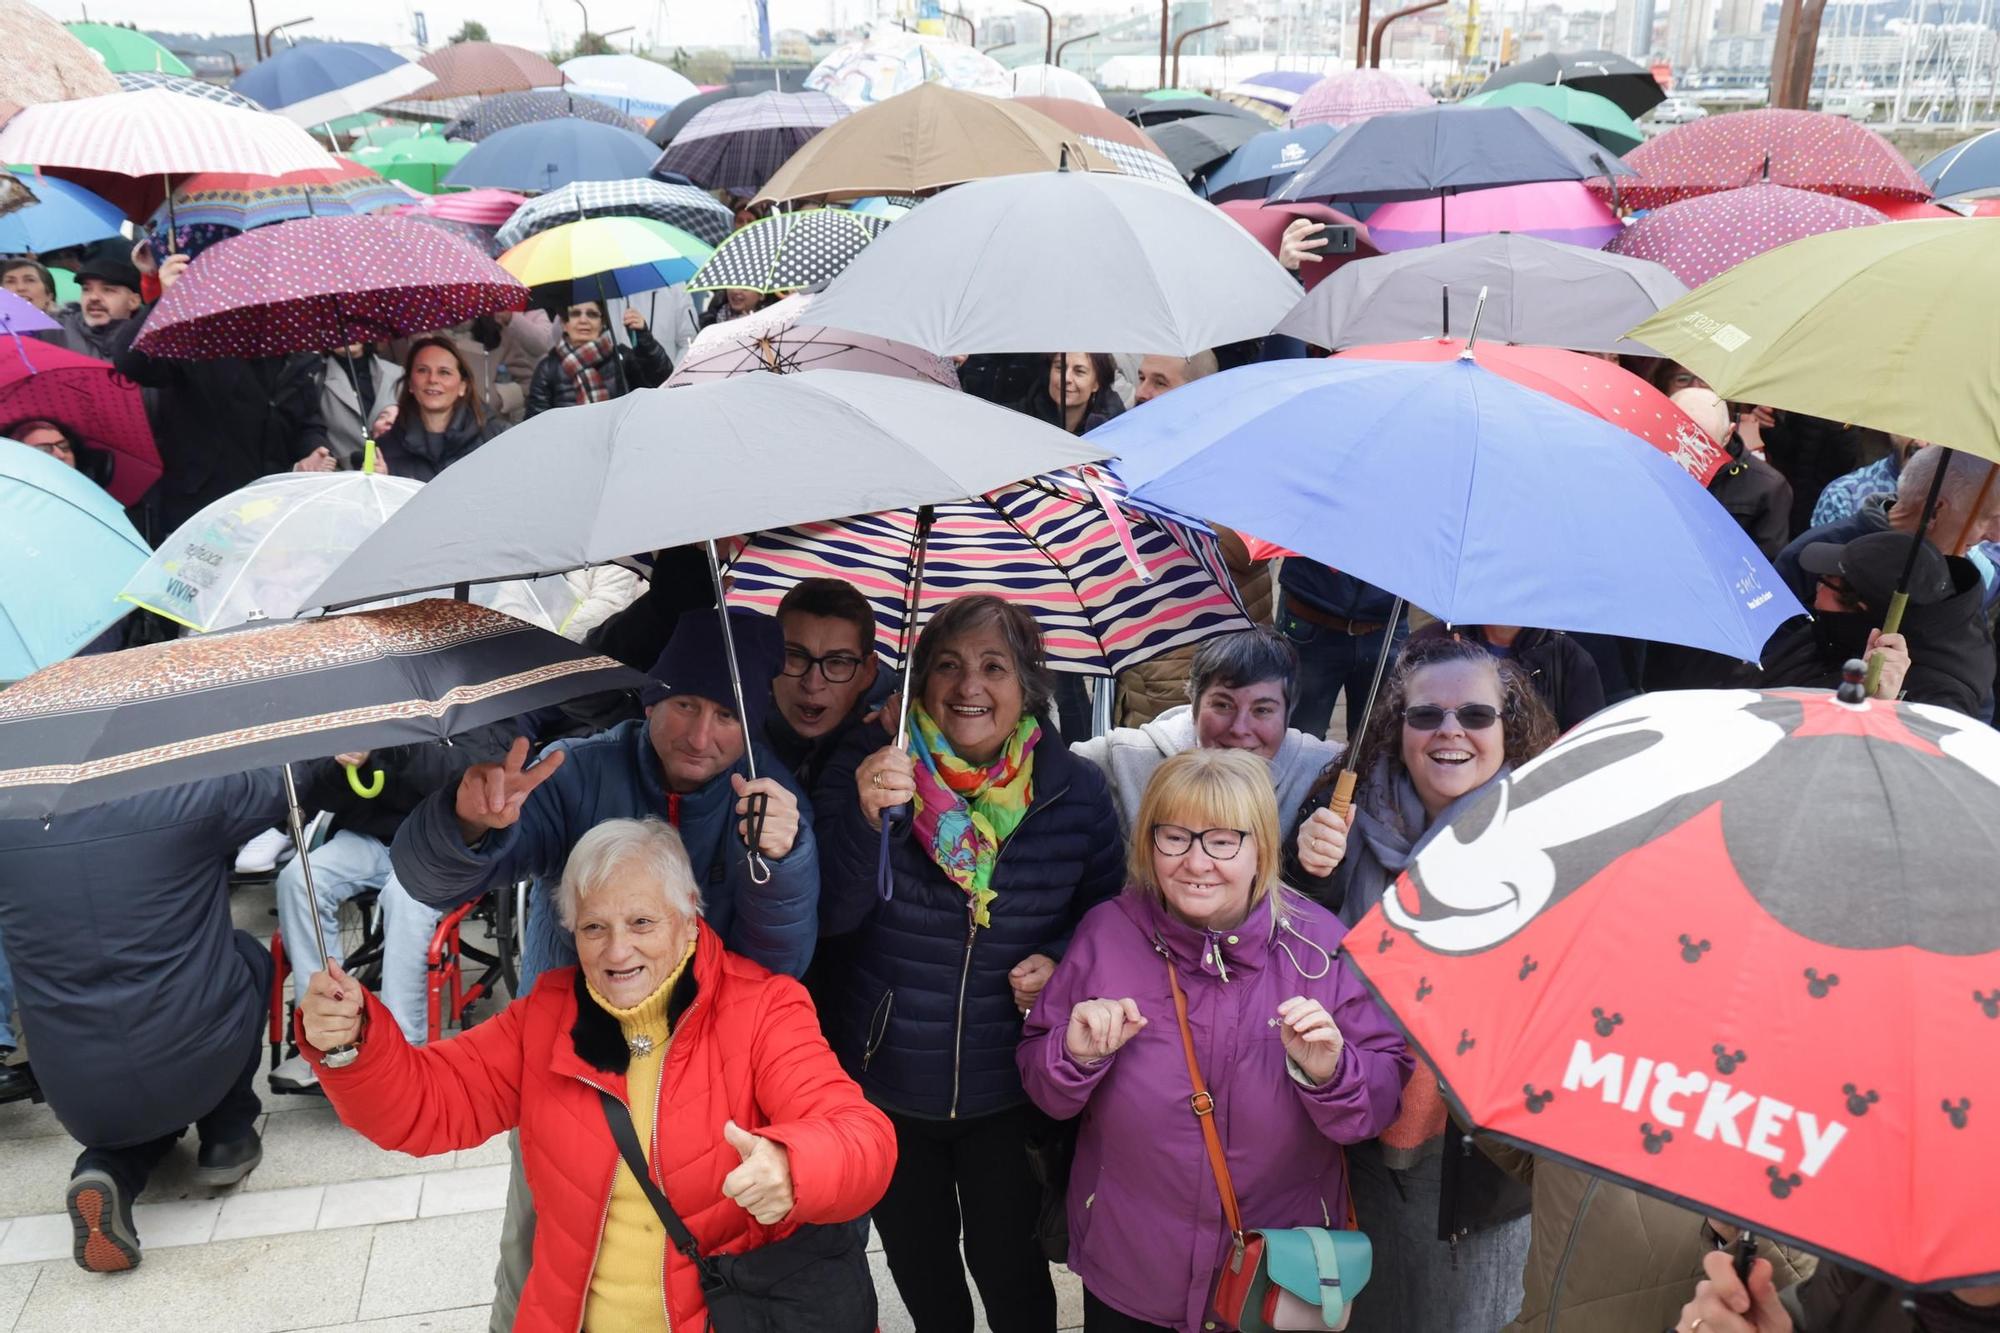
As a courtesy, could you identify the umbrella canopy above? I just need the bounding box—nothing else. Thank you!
[1147,113,1264,181]
[557,55,698,122]
[1098,357,1803,658]
[0,599,648,819]
[1010,96,1163,155]
[441,117,662,194]
[1198,123,1340,202]
[1279,232,1687,354]
[667,290,959,389]
[1368,180,1623,251]
[652,90,849,194]
[152,158,408,233]
[133,214,528,361]
[443,89,641,143]
[1216,198,1375,292]
[688,208,886,294]
[804,170,1303,358]
[727,466,1251,676]
[1222,70,1322,113]
[233,42,438,128]
[1289,68,1436,128]
[0,1,120,110]
[66,22,190,76]
[411,42,563,100]
[804,30,1011,106]
[1630,218,2000,464]
[1920,128,2000,199]
[1461,82,1643,154]
[0,290,54,333]
[1007,65,1104,105]
[752,83,1112,206]
[648,84,769,147]
[399,212,502,258]
[1125,96,1266,128]
[0,168,123,252]
[304,371,1108,611]
[0,439,147,680]
[498,215,713,307]
[112,70,262,109]
[1608,182,1887,288]
[1475,49,1666,118]
[0,336,162,504]
[1607,109,1931,210]
[1344,687,2000,1290]
[351,132,473,194]
[496,178,732,250]
[1275,104,1633,204]
[0,88,339,219]
[397,186,526,227]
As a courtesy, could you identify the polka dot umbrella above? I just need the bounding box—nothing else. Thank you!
[131,214,528,361]
[1596,108,1930,211]
[686,208,889,295]
[1607,183,1887,288]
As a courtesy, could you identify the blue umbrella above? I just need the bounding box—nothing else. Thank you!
[0,170,125,252]
[1094,356,1803,662]
[442,119,663,194]
[1920,128,2000,199]
[232,42,436,127]
[1273,104,1635,204]
[1198,123,1340,202]
[0,440,149,680]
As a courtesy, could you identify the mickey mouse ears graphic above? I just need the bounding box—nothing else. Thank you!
[1345,686,2000,1292]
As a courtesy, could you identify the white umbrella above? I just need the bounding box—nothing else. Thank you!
[667,292,959,388]
[558,55,698,121]
[1007,65,1104,106]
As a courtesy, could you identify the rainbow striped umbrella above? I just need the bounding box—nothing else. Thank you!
[498,214,713,306]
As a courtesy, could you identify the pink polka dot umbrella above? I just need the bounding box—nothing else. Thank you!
[1607,182,1887,288]
[132,214,528,361]
[1592,108,1929,211]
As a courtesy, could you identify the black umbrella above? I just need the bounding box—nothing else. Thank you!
[1273,104,1635,205]
[444,89,643,143]
[646,84,753,147]
[1120,95,1266,128]
[1476,49,1668,119]
[1147,113,1264,181]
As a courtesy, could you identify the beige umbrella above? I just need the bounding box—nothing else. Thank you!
[0,0,119,119]
[753,84,1116,206]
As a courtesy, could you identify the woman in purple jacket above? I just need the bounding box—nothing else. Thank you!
[1018,748,1411,1332]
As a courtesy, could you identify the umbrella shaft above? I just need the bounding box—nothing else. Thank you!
[1865,446,1954,696]
[1332,596,1407,821]
[279,763,333,968]
[703,539,760,785]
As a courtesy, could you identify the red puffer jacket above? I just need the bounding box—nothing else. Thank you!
[304,921,896,1333]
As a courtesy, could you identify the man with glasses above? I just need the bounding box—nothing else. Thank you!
[768,578,883,792]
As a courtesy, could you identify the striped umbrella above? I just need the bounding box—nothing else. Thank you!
[652,90,849,194]
[151,158,407,234]
[498,215,713,307]
[688,208,888,294]
[411,42,563,100]
[397,187,527,227]
[727,466,1251,675]
[114,71,263,109]
[444,89,641,143]
[495,178,733,250]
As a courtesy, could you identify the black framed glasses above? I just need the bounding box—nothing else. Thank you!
[1401,703,1502,732]
[1150,824,1249,860]
[781,646,865,684]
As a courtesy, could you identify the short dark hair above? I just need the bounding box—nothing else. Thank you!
[911,595,1054,718]
[1186,627,1300,710]
[1046,352,1117,396]
[0,258,54,294]
[1346,631,1558,782]
[776,577,877,655]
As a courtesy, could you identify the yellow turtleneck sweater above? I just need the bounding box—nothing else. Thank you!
[583,938,696,1333]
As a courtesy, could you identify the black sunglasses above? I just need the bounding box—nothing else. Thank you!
[1401,703,1502,732]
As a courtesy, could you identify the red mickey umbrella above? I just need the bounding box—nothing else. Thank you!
[1598,108,1930,211]
[0,336,161,504]
[1345,687,2000,1291]
[1337,338,1728,484]
[133,214,528,361]
[1607,183,1887,289]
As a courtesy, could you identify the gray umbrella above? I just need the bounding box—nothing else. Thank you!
[800,170,1301,357]
[1146,113,1263,180]
[1273,104,1635,204]
[1275,232,1689,356]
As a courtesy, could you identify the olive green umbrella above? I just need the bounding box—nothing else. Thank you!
[1461,82,1642,155]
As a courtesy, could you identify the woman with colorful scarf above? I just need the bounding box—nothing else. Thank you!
[815,595,1126,1333]
[524,299,671,418]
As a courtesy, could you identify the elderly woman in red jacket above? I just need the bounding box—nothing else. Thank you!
[298,817,895,1333]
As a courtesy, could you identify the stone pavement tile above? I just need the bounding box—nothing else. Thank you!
[447,1133,510,1169]
[212,1184,327,1242]
[0,1127,79,1219]
[12,1225,374,1333]
[0,1262,40,1326]
[128,1197,222,1250]
[248,1106,438,1192]
[291,1305,493,1333]
[0,1212,68,1266]
[319,1176,422,1231]
[417,1166,508,1219]
[1054,1263,1084,1328]
[0,1098,66,1145]
[355,1210,501,1321]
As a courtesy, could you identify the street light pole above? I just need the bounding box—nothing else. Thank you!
[265,17,313,53]
[944,10,976,44]
[572,0,591,52]
[1022,0,1055,64]
[1159,0,1170,89]
[1171,18,1228,89]
[1055,30,1100,67]
[247,0,263,60]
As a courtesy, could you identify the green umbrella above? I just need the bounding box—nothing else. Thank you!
[349,121,424,149]
[1461,82,1643,154]
[1145,87,1211,100]
[350,134,472,195]
[65,22,191,76]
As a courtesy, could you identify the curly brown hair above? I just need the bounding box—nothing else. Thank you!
[1336,630,1559,793]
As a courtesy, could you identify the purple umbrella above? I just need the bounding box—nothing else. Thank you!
[651,91,849,194]
[132,215,528,360]
[1606,182,1886,287]
[0,290,59,334]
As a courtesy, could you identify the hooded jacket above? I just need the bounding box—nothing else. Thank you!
[373,402,503,483]
[1018,891,1410,1332]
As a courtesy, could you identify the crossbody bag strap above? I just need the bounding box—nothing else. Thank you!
[597,1088,712,1271]
[1163,955,1244,1243]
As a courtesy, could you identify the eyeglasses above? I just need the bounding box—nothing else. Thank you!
[781,646,865,684]
[1150,824,1249,860]
[1401,704,1501,732]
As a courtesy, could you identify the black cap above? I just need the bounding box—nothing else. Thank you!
[72,239,142,295]
[1799,530,1954,609]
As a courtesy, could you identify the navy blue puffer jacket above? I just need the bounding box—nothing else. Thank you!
[814,717,1125,1120]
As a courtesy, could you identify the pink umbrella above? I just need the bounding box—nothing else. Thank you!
[668,291,958,388]
[1215,199,1375,291]
[1366,181,1622,252]
[1596,108,1928,210]
[1288,69,1434,129]
[396,187,528,227]
[0,337,161,504]
[1607,182,1886,287]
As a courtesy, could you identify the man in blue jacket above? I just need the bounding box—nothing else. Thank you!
[1275,558,1408,741]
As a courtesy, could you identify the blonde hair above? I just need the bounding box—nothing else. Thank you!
[1127,749,1285,923]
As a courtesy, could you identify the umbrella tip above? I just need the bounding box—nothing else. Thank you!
[1838,659,1870,706]
[1460,284,1491,359]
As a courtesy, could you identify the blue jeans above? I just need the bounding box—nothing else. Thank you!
[276,829,441,1045]
[518,878,577,998]
[1278,607,1407,742]
[0,917,15,1049]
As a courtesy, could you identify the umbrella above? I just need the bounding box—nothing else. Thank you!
[1010,97,1163,156]
[0,290,55,334]
[1097,356,1804,661]
[1274,104,1633,205]
[233,42,438,129]
[66,23,191,76]
[443,90,641,143]
[1289,68,1436,128]
[1078,136,1191,189]
[112,70,263,110]
[410,42,564,101]
[1461,82,1643,154]
[400,212,503,258]
[441,118,662,194]
[0,1,120,110]
[132,214,528,361]
[804,30,1012,106]
[1367,180,1623,252]
[1223,70,1322,112]
[397,187,527,227]
[1147,113,1264,181]
[0,337,162,504]
[0,169,123,252]
[1920,128,2000,199]
[0,439,148,680]
[726,466,1251,676]
[1277,231,1688,356]
[494,178,733,250]
[498,215,713,307]
[151,158,409,233]
[1125,96,1266,128]
[686,208,886,294]
[1343,686,2000,1290]
[666,290,959,389]
[351,133,474,194]
[557,55,698,122]
[1216,198,1375,292]
[651,90,849,194]
[1607,182,1887,288]
[0,175,31,218]
[1476,49,1666,118]
[752,84,1112,206]
[804,170,1302,357]
[646,84,756,147]
[1197,123,1340,202]
[1145,88,1212,101]
[1007,65,1104,105]
[1605,109,1930,211]
[1338,338,1729,484]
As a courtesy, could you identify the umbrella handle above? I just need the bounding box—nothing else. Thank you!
[361,438,378,475]
[1861,590,1910,697]
[345,763,386,798]
[1327,768,1359,824]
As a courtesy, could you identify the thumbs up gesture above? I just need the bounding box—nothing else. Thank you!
[720,1119,794,1224]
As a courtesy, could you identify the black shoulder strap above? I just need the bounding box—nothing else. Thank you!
[597,1089,708,1267]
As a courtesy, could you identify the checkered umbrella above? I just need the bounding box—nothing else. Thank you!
[687,208,888,294]
[651,90,850,194]
[1086,136,1192,189]
[114,71,263,110]
[444,89,641,143]
[495,177,733,250]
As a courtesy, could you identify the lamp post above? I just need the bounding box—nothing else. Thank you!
[1170,18,1228,89]
[1022,0,1055,64]
[1370,0,1444,66]
[944,10,976,44]
[572,0,591,53]
[247,0,262,60]
[265,16,313,53]
[1055,30,1100,67]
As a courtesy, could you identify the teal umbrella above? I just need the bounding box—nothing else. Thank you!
[1462,82,1644,154]
[0,440,148,680]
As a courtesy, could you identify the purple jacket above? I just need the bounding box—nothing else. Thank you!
[1019,890,1411,1332]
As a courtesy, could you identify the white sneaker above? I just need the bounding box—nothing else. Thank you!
[233,828,291,875]
[268,1054,321,1095]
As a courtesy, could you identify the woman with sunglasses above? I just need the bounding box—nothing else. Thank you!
[524,299,671,418]
[1017,748,1409,1332]
[1284,633,1559,1332]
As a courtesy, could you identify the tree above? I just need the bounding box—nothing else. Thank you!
[667,47,735,84]
[449,21,489,44]
[572,30,616,57]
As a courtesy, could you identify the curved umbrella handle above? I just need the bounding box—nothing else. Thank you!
[345,763,386,799]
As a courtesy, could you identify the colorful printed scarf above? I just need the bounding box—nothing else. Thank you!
[908,704,1040,928]
[557,330,617,405]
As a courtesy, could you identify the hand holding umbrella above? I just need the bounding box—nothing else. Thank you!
[299,959,367,1056]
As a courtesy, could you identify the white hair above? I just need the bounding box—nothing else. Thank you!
[1898,446,2000,520]
[557,818,703,930]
